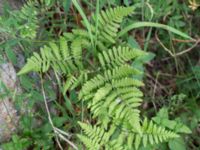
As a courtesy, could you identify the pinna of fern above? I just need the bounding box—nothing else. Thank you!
[18,5,180,150]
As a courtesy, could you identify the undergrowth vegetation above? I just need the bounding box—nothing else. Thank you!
[0,0,200,150]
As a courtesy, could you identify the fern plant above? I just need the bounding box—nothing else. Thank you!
[0,0,38,39]
[18,5,179,149]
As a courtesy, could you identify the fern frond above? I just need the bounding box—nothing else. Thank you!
[72,29,90,39]
[79,118,179,150]
[59,37,76,72]
[18,0,38,39]
[79,45,145,132]
[77,134,100,150]
[80,65,141,99]
[74,6,135,51]
[62,71,87,94]
[122,118,179,150]
[71,38,83,69]
[91,6,134,47]
[18,37,84,75]
[78,118,178,150]
[81,68,144,133]
[98,46,146,69]
[92,84,113,105]
[105,65,142,80]
[112,78,144,88]
[63,75,76,94]
[140,118,179,147]
[77,122,116,149]
[106,140,124,150]
[71,37,90,69]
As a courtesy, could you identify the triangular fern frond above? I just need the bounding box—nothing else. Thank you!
[18,36,84,75]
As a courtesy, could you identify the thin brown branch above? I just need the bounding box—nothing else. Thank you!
[155,32,200,59]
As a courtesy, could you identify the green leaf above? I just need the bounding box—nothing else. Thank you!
[123,0,130,6]
[175,124,191,134]
[5,47,17,64]
[162,119,177,129]
[20,75,33,90]
[135,135,141,150]
[156,107,169,119]
[45,0,51,6]
[63,0,71,13]
[153,108,191,134]
[53,117,67,127]
[173,118,192,134]
[135,52,155,63]
[168,138,186,150]
[128,37,141,49]
[132,52,155,80]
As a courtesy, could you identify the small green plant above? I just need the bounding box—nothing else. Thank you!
[0,1,38,39]
[18,6,180,149]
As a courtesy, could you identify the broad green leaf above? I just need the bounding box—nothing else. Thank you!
[175,124,192,134]
[174,118,192,134]
[153,108,191,134]
[156,107,169,119]
[63,0,71,13]
[169,138,186,150]
[128,37,141,49]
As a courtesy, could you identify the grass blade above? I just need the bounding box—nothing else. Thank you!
[71,0,94,47]
[118,22,194,40]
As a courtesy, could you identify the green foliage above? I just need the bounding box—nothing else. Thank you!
[152,107,191,134]
[168,137,187,150]
[1,0,197,149]
[0,0,38,39]
[18,5,180,149]
[17,36,88,75]
[90,6,135,46]
[1,77,57,149]
[78,118,179,150]
[1,135,31,150]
